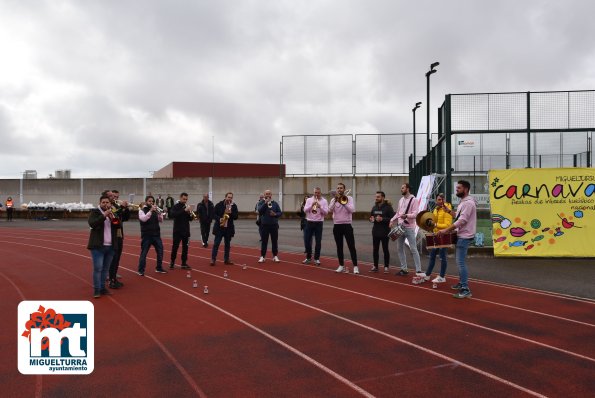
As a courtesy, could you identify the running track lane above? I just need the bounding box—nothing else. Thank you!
[2,229,595,396]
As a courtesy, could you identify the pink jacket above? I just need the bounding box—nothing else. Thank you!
[304,196,328,222]
[390,194,419,229]
[453,195,477,239]
[331,196,355,224]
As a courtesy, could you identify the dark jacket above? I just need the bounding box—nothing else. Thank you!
[371,201,395,238]
[170,201,192,237]
[110,203,130,238]
[258,200,282,226]
[212,200,239,238]
[139,206,161,237]
[297,203,306,231]
[197,200,215,224]
[87,208,118,250]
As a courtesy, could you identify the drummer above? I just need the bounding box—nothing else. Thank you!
[418,193,453,284]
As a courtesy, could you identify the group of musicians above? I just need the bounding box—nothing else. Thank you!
[87,180,476,300]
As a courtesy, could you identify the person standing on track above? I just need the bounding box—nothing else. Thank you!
[137,195,167,276]
[330,182,359,274]
[87,194,116,298]
[435,180,477,299]
[197,193,214,248]
[107,189,130,290]
[369,191,394,273]
[211,192,238,266]
[169,192,194,270]
[418,193,452,285]
[257,189,282,263]
[5,196,14,221]
[302,187,328,266]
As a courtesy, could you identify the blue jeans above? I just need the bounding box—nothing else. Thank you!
[456,238,473,289]
[91,245,115,290]
[426,248,447,277]
[212,233,231,261]
[138,235,164,273]
[304,221,323,260]
[397,227,422,272]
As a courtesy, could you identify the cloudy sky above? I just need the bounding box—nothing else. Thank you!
[1,0,594,179]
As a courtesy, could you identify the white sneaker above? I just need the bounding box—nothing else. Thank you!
[422,274,430,281]
[258,256,265,263]
[273,256,280,263]
[314,259,321,266]
[353,266,360,274]
[383,267,389,274]
[335,266,344,273]
[302,258,311,265]
[416,271,426,277]
[432,276,446,283]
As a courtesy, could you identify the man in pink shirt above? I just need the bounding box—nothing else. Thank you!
[389,183,424,277]
[436,180,477,299]
[330,183,359,274]
[302,187,328,266]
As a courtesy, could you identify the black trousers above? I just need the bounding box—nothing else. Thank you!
[6,208,13,221]
[200,222,211,245]
[333,224,357,267]
[171,234,189,265]
[372,236,390,268]
[109,237,124,280]
[260,224,279,257]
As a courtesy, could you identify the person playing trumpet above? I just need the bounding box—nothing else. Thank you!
[257,190,282,263]
[302,187,328,266]
[106,189,130,289]
[169,192,194,270]
[137,195,167,275]
[211,192,238,266]
[87,194,117,298]
[330,183,359,274]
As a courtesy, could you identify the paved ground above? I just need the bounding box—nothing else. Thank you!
[1,218,594,299]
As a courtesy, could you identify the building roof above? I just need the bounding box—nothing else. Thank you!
[153,162,285,178]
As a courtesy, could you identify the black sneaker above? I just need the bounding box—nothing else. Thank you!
[451,283,463,290]
[100,288,112,295]
[453,288,472,299]
[108,281,119,289]
[369,267,379,273]
[181,264,191,270]
[203,243,208,248]
[93,290,101,298]
[137,271,145,276]
[155,268,168,274]
[169,263,175,270]
[113,280,123,288]
[396,269,409,276]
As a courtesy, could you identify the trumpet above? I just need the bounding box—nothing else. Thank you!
[339,189,351,205]
[312,199,319,214]
[115,200,140,211]
[186,204,198,220]
[267,200,273,209]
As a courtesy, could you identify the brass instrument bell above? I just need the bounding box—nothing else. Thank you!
[416,211,437,232]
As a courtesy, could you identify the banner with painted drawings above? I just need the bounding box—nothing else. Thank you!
[489,168,595,257]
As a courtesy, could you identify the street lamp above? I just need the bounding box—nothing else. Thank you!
[426,61,439,154]
[412,101,422,165]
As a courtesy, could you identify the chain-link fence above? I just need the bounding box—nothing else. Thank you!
[281,134,416,175]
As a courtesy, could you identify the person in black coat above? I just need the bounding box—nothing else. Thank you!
[137,195,167,275]
[197,193,214,248]
[211,192,238,265]
[87,194,117,298]
[257,189,283,263]
[169,193,194,270]
[107,189,130,289]
[369,191,395,273]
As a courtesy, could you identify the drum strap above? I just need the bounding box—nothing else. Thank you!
[402,197,414,225]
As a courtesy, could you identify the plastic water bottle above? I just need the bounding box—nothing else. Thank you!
[203,285,209,294]
[192,280,197,288]
[186,271,191,278]
[224,270,228,278]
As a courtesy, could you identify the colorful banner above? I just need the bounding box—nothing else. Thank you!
[489,168,595,257]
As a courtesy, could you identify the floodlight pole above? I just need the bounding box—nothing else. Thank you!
[412,101,422,166]
[426,62,439,155]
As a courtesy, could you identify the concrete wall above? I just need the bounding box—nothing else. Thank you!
[0,176,408,212]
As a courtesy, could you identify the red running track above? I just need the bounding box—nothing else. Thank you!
[1,227,594,397]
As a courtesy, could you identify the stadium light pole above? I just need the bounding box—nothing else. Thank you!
[412,101,422,166]
[426,62,439,155]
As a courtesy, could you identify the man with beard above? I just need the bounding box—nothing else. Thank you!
[369,191,395,273]
[257,189,282,263]
[197,193,214,248]
[138,195,167,275]
[211,192,238,266]
[435,180,477,299]
[87,194,116,298]
[169,192,193,270]
[389,183,424,277]
[302,187,328,266]
[330,183,359,274]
